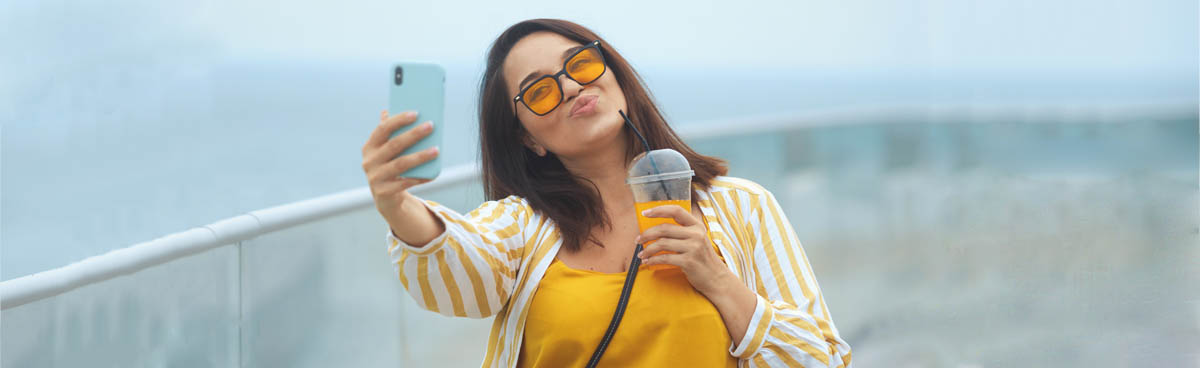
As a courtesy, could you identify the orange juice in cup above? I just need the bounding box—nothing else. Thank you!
[627,149,694,268]
[634,199,691,238]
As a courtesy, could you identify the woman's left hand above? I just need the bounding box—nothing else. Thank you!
[636,205,733,296]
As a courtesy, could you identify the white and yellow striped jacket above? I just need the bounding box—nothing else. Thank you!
[387,176,852,368]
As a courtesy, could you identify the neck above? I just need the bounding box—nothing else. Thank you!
[557,135,634,210]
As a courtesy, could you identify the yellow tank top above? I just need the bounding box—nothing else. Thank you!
[517,246,738,367]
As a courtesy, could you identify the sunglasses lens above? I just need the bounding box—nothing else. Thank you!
[567,48,605,84]
[522,77,562,115]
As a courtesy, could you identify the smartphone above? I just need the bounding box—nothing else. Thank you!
[388,62,445,180]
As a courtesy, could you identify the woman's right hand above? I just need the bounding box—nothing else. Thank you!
[361,110,441,238]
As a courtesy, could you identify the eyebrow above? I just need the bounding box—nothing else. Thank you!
[518,44,588,91]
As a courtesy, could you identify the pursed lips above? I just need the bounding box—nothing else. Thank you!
[569,94,599,117]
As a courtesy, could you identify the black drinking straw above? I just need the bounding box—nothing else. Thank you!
[619,109,652,153]
[618,110,670,196]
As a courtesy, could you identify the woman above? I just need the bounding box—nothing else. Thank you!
[361,19,851,368]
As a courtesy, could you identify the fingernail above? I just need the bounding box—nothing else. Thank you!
[423,122,433,132]
[429,146,439,155]
[405,111,417,118]
[641,209,650,216]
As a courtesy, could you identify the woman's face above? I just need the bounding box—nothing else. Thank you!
[503,32,628,158]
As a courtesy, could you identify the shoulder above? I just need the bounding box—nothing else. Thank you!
[705,176,771,197]
[463,194,535,222]
[496,194,530,208]
[703,176,777,219]
[498,195,534,218]
[701,177,778,236]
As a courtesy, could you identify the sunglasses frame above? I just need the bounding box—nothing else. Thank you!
[513,40,606,116]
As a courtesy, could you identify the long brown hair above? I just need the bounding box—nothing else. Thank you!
[478,19,727,252]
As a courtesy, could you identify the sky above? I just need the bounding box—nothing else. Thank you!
[3,0,1197,85]
[4,0,1196,135]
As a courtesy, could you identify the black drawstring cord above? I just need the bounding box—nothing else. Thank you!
[584,111,658,367]
[585,243,643,368]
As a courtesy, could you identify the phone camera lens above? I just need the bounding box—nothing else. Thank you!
[394,66,404,86]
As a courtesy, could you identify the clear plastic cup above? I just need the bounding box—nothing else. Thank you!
[627,149,694,264]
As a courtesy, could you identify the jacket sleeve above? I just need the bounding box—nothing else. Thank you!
[386,195,529,319]
[729,185,853,368]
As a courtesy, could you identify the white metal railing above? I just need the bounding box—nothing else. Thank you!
[0,164,478,310]
[2,100,1193,310]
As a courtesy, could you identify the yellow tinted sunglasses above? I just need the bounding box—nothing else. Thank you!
[513,40,607,116]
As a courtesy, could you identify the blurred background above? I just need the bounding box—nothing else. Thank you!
[2,0,1196,367]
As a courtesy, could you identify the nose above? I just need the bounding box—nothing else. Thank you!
[559,73,584,100]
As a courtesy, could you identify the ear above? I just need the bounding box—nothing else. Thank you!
[522,134,547,157]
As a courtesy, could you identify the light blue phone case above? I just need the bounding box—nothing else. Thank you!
[388,62,445,180]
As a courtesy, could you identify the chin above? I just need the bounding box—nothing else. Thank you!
[560,109,625,155]
[592,109,626,140]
